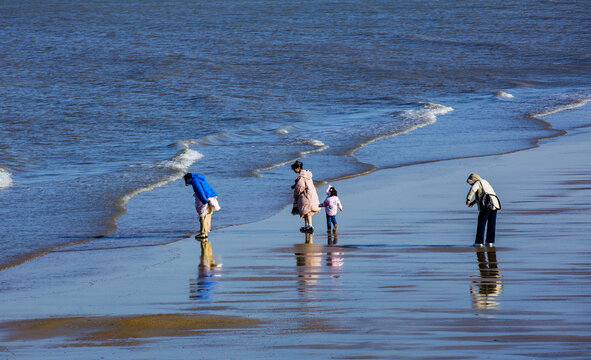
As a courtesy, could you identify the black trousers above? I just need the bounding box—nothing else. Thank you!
[476,210,497,244]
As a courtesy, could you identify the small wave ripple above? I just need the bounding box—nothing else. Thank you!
[253,138,329,177]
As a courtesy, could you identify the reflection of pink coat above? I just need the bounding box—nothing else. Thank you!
[293,170,320,218]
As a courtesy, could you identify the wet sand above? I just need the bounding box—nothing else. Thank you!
[1,107,591,359]
[3,314,262,346]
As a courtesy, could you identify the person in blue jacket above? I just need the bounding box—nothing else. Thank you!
[184,173,220,240]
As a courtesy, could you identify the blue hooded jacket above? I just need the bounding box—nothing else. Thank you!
[189,174,218,204]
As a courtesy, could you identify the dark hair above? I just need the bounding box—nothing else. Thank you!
[291,160,303,170]
[183,173,193,185]
[329,187,338,197]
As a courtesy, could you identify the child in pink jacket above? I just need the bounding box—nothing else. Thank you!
[319,185,343,232]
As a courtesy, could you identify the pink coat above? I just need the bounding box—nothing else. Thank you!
[293,170,320,218]
[320,196,343,216]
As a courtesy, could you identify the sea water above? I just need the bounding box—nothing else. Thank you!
[1,0,590,268]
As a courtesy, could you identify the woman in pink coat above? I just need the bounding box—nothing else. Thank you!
[291,160,320,233]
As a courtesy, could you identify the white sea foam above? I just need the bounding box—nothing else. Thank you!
[160,148,204,171]
[0,168,13,189]
[301,138,328,150]
[495,90,514,99]
[347,102,454,156]
[534,97,591,118]
[399,102,454,124]
[121,148,203,205]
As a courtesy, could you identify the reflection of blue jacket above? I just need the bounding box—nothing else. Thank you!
[189,174,218,204]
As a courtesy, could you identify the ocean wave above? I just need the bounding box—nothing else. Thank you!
[533,97,591,118]
[274,128,289,135]
[495,90,514,99]
[399,102,454,123]
[159,148,204,171]
[300,138,329,151]
[252,138,329,177]
[170,139,197,148]
[0,168,13,189]
[347,102,454,156]
[170,133,232,148]
[121,148,203,205]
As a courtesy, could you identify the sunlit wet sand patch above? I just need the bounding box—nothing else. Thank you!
[2,314,262,346]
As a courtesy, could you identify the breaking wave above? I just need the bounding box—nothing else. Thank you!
[159,148,204,171]
[347,102,454,156]
[534,97,591,118]
[121,148,203,206]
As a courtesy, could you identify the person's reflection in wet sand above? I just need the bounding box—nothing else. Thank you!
[470,248,503,310]
[294,233,323,290]
[326,232,344,277]
[189,240,221,301]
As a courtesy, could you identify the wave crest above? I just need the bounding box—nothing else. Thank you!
[274,127,290,134]
[0,168,13,189]
[346,102,454,156]
[252,138,329,177]
[400,102,454,124]
[300,138,328,151]
[160,148,204,171]
[122,148,203,205]
[495,90,515,99]
[534,97,591,118]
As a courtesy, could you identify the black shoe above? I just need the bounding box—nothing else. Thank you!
[195,233,208,240]
[300,225,314,233]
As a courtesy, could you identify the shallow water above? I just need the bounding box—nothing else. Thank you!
[1,0,591,269]
[1,100,591,358]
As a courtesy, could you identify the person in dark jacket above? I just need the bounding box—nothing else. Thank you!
[184,173,220,240]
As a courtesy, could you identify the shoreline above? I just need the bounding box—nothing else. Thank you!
[1,96,588,272]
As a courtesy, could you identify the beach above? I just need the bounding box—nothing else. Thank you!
[1,106,590,359]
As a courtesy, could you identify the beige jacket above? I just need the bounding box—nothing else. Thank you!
[293,170,321,218]
[467,178,500,211]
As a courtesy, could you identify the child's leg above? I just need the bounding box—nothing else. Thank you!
[326,214,331,231]
[331,216,338,231]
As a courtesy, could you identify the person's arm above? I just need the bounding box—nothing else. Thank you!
[293,176,305,199]
[466,182,479,207]
[337,198,343,211]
